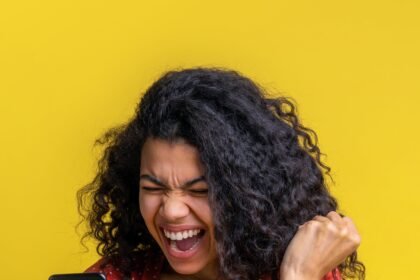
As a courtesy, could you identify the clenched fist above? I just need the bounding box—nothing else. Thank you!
[279,211,361,280]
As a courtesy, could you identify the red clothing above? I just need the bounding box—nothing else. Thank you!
[86,252,340,280]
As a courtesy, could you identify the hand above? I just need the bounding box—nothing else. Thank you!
[278,211,361,280]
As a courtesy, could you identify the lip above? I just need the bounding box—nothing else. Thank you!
[158,224,207,259]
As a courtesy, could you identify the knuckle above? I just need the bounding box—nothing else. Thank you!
[326,222,337,232]
[306,220,320,229]
[326,210,337,217]
[313,215,323,220]
[343,216,354,225]
[339,227,349,238]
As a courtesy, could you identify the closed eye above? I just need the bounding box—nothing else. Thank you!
[189,189,208,195]
[141,186,165,192]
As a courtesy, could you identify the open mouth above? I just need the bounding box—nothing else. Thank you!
[161,228,206,253]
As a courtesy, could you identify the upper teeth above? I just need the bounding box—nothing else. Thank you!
[163,229,201,241]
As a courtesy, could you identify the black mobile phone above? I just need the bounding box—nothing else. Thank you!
[49,273,106,280]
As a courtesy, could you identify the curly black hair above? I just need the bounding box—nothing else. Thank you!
[77,67,365,279]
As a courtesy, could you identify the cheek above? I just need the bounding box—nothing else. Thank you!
[193,199,214,228]
[139,194,160,228]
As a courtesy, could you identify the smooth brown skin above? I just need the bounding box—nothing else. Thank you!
[139,138,218,280]
[279,211,361,279]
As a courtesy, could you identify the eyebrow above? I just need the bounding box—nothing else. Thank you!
[139,174,206,189]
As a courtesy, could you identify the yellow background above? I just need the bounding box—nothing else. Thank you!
[1,1,419,279]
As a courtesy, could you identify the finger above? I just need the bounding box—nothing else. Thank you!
[312,215,331,224]
[326,211,346,226]
[342,217,357,234]
[313,214,348,238]
[342,216,362,244]
[308,216,332,232]
[298,220,311,229]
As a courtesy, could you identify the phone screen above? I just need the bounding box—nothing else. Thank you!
[49,273,106,280]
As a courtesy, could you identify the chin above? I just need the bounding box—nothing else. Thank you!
[169,262,206,275]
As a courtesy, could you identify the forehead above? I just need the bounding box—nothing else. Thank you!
[140,137,205,177]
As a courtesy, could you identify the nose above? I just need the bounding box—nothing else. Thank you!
[159,191,190,222]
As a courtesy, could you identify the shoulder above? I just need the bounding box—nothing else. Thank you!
[85,252,164,280]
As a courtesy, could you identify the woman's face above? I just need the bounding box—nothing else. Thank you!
[139,137,218,279]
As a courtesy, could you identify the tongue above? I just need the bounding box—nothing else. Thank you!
[176,236,199,251]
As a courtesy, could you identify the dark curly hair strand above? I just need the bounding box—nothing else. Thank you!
[77,67,365,280]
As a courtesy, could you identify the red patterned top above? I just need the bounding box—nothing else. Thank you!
[86,252,341,280]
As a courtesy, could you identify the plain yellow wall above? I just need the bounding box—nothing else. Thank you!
[1,1,419,279]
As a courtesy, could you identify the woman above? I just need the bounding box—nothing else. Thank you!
[78,68,365,279]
